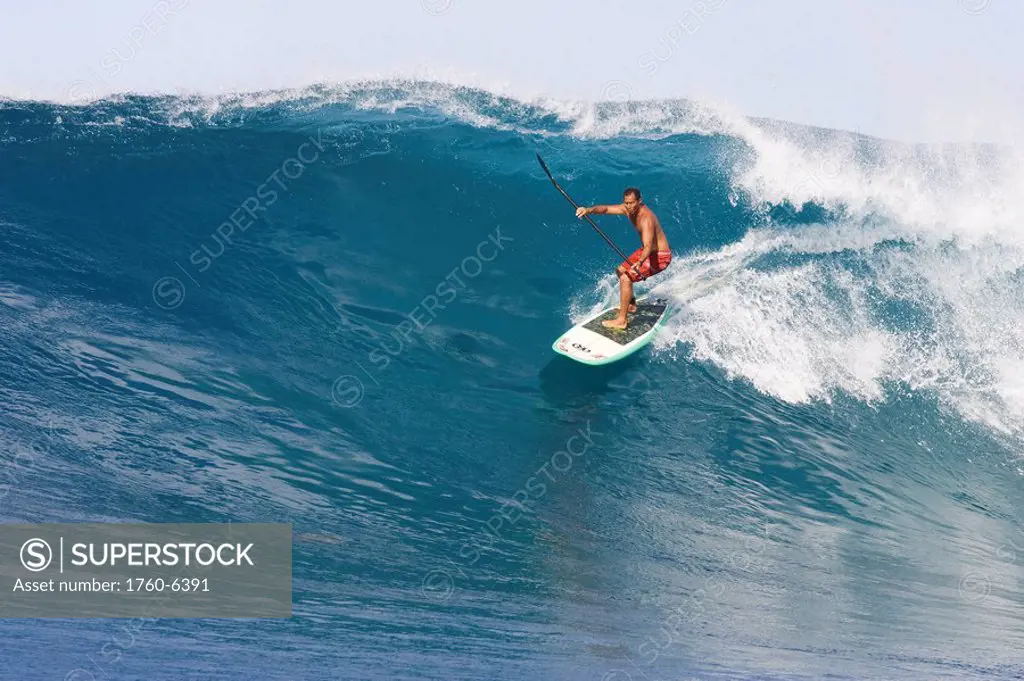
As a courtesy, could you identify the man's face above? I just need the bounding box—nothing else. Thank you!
[623,194,641,216]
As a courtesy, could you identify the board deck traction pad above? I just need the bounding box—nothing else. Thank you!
[583,298,668,345]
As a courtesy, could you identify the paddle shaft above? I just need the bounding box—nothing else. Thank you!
[535,154,635,269]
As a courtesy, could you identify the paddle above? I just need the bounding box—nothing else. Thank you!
[535,154,634,269]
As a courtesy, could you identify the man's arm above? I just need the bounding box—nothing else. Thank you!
[577,204,626,217]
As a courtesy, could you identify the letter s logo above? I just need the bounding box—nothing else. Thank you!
[20,538,52,571]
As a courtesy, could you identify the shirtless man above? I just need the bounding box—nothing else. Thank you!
[575,187,672,330]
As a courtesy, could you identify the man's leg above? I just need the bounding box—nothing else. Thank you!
[603,270,633,329]
[621,250,643,313]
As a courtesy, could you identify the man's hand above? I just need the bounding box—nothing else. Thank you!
[630,261,642,277]
[575,206,590,218]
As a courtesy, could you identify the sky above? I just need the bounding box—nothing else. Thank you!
[1,0,1021,143]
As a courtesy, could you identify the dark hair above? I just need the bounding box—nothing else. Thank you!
[623,187,641,200]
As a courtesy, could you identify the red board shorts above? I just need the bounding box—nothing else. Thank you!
[620,248,672,283]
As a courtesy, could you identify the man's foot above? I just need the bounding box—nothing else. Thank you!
[628,304,637,313]
[602,318,628,330]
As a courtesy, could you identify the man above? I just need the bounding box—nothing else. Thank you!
[575,187,672,330]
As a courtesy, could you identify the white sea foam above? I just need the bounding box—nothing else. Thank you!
[647,141,1024,439]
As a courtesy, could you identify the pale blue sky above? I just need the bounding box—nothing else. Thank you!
[1,0,1020,142]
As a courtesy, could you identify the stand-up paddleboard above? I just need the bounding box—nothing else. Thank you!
[535,154,674,364]
[553,296,672,365]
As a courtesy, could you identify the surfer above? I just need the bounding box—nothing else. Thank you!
[576,188,672,330]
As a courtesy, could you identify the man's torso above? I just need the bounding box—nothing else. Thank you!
[629,206,671,252]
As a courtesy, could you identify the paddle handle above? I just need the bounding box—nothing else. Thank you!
[536,154,635,269]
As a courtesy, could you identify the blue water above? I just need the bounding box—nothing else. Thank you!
[3,83,1024,680]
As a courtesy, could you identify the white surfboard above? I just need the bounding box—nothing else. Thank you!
[552,296,672,366]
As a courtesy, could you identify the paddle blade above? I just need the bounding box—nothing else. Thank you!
[536,154,553,179]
